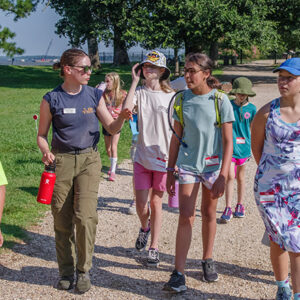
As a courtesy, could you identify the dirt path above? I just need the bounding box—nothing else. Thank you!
[0,60,284,299]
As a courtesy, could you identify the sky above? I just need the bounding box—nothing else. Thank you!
[0,3,109,56]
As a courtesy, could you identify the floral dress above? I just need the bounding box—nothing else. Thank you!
[254,98,300,252]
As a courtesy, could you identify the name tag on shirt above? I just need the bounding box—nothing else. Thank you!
[63,108,76,114]
[205,156,219,166]
[156,157,166,169]
[236,137,245,144]
[259,191,275,204]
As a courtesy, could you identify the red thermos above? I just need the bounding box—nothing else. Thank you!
[37,164,56,205]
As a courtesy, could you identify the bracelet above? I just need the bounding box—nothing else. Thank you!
[166,167,175,172]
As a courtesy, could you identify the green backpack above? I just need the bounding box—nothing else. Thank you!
[173,90,225,128]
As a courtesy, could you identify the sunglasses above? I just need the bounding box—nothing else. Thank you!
[71,65,93,73]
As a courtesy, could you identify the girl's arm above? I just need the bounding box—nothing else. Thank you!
[122,63,140,111]
[96,96,131,134]
[251,103,270,165]
[211,122,233,198]
[166,120,182,195]
[37,99,55,165]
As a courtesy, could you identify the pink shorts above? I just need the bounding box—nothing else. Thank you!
[232,157,249,166]
[134,162,167,191]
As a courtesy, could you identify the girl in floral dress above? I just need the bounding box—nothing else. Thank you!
[251,58,300,300]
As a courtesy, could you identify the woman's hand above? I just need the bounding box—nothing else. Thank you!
[42,151,55,166]
[167,171,176,196]
[118,108,132,121]
[211,174,226,199]
[132,63,141,83]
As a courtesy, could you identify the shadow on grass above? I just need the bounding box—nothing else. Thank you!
[19,186,39,197]
[0,64,133,90]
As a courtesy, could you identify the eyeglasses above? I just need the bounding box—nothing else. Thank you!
[71,65,93,73]
[278,75,296,83]
[183,68,202,75]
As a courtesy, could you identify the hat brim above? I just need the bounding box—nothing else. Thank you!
[273,66,300,76]
[137,62,171,80]
[229,88,256,97]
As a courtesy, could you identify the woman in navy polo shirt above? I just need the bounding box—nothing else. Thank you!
[37,48,131,294]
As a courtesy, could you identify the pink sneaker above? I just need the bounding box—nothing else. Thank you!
[108,172,115,181]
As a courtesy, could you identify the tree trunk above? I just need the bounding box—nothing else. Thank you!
[113,26,130,65]
[185,39,202,55]
[209,41,219,67]
[87,36,101,69]
[174,48,180,76]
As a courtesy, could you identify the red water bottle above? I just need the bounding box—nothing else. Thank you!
[37,164,56,205]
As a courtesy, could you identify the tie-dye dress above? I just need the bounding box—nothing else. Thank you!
[254,97,300,252]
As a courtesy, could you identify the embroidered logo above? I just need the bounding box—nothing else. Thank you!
[82,107,94,114]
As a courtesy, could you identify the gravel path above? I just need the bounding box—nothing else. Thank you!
[0,60,285,300]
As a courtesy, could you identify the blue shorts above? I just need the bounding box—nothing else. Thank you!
[178,168,220,190]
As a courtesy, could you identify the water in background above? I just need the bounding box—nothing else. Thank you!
[0,51,183,66]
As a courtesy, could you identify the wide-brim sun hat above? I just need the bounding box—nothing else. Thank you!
[229,77,256,96]
[137,50,171,80]
[273,57,300,76]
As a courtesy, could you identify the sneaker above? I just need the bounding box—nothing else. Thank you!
[57,275,74,290]
[135,227,150,251]
[108,172,115,181]
[275,286,292,300]
[201,259,219,282]
[163,269,187,293]
[75,270,91,294]
[220,207,232,223]
[234,204,245,218]
[147,248,160,267]
[127,200,136,215]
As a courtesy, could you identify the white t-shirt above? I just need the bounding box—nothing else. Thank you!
[170,77,187,91]
[133,86,175,172]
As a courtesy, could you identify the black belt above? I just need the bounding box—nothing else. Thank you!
[53,147,97,155]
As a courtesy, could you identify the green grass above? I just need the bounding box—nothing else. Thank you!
[0,63,222,251]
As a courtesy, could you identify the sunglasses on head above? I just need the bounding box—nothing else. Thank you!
[71,65,93,73]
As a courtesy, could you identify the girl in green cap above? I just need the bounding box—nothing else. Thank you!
[220,77,257,223]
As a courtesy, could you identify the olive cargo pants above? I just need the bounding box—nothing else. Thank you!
[51,149,101,276]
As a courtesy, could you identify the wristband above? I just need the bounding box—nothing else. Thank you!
[166,167,175,172]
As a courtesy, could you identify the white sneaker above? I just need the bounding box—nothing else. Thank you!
[127,200,136,215]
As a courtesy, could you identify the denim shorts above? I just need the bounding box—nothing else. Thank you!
[178,168,220,190]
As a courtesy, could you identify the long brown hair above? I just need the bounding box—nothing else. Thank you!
[103,72,125,107]
[185,53,221,89]
[53,48,88,77]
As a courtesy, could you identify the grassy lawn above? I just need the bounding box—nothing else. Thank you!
[0,63,222,251]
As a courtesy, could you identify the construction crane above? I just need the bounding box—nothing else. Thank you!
[43,39,53,60]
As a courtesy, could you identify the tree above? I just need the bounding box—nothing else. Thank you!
[50,0,146,66]
[266,0,300,52]
[49,0,106,68]
[0,0,38,56]
[130,0,279,65]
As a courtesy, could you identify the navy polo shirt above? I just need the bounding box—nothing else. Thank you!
[44,85,103,151]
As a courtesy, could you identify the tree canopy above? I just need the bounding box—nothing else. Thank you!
[0,0,38,56]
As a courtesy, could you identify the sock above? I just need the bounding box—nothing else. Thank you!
[142,226,150,232]
[275,277,290,288]
[294,293,300,299]
[111,157,117,173]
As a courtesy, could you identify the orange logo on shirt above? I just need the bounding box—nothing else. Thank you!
[82,107,94,114]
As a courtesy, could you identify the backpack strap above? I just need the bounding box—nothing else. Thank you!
[173,91,185,127]
[214,90,225,128]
